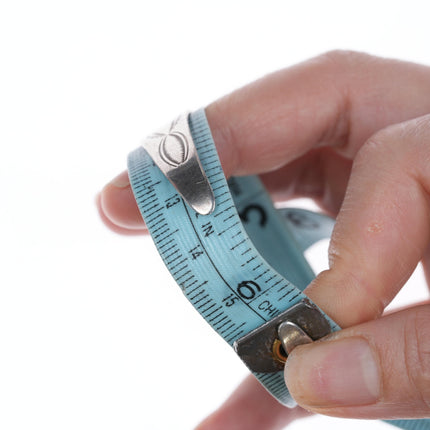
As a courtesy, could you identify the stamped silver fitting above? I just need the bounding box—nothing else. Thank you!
[141,112,215,215]
[233,299,331,373]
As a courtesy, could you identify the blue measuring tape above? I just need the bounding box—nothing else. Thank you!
[127,108,429,429]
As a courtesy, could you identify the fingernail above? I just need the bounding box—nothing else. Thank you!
[285,337,380,408]
[109,171,130,188]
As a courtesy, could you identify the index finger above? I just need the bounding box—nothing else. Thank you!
[100,50,430,230]
[206,50,430,176]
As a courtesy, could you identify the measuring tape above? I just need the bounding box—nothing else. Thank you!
[127,108,429,429]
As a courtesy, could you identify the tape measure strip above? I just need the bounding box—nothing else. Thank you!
[128,109,430,428]
[127,108,337,405]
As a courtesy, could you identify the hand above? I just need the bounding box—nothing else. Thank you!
[98,51,430,428]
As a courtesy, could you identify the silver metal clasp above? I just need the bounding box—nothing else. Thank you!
[233,299,331,373]
[141,112,216,215]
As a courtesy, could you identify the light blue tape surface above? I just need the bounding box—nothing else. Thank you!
[127,108,429,428]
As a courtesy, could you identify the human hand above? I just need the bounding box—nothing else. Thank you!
[98,51,430,429]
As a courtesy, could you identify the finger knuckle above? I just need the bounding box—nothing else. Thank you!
[356,125,401,163]
[404,306,430,408]
[398,115,430,142]
[362,115,430,152]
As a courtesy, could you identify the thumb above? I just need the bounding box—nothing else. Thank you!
[285,304,430,419]
[304,116,430,328]
[284,116,430,418]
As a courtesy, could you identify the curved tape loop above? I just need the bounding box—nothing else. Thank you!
[279,208,334,253]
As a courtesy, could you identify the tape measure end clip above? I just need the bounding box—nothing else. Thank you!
[141,112,216,216]
[234,299,331,373]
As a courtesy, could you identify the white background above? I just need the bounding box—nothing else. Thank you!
[1,1,430,429]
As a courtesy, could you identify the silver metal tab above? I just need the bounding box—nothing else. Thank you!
[278,321,312,355]
[141,113,215,215]
[233,299,331,373]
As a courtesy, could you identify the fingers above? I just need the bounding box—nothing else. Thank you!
[284,115,430,419]
[195,375,311,430]
[304,115,430,328]
[259,148,353,215]
[100,51,430,232]
[99,171,147,234]
[285,304,430,419]
[206,50,430,177]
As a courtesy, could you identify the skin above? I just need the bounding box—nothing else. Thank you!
[97,51,430,428]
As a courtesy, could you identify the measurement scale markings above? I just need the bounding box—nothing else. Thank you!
[201,159,219,170]
[213,315,228,325]
[205,305,223,319]
[144,203,161,214]
[165,253,184,266]
[278,287,295,302]
[252,263,263,271]
[182,201,267,323]
[135,188,155,199]
[200,302,217,314]
[181,274,195,285]
[199,147,216,156]
[201,159,219,169]
[214,205,235,218]
[196,299,213,311]
[175,268,192,280]
[231,230,242,240]
[226,331,245,344]
[225,328,247,343]
[157,229,179,244]
[134,168,151,178]
[213,191,230,200]
[149,215,166,228]
[230,238,247,251]
[265,274,276,284]
[135,191,153,202]
[189,289,205,301]
[287,292,301,303]
[217,221,241,237]
[194,294,211,306]
[153,227,171,240]
[185,278,198,288]
[132,169,151,180]
[223,321,246,337]
[136,178,153,188]
[172,266,188,278]
[165,251,182,265]
[255,269,270,281]
[209,311,226,324]
[209,177,225,187]
[151,222,169,235]
[187,280,208,296]
[145,211,164,226]
[132,180,151,191]
[162,242,177,255]
[274,282,286,292]
[246,277,284,307]
[158,237,175,250]
[220,322,235,335]
[138,183,155,192]
[241,255,257,267]
[222,213,236,223]
[211,184,227,192]
[141,197,158,210]
[217,197,231,207]
[215,317,232,330]
[136,179,162,191]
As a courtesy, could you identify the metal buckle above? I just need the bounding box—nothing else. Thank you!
[233,299,331,373]
[141,112,216,215]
